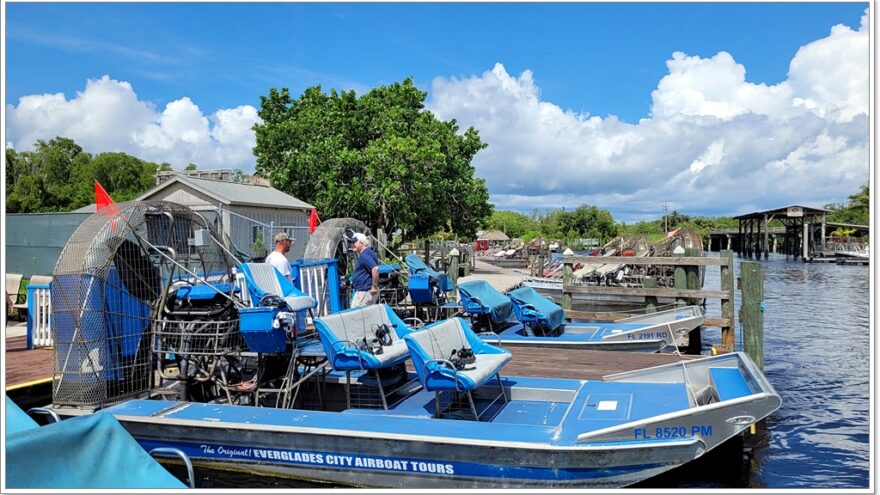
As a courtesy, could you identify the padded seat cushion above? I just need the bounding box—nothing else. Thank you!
[404,318,511,391]
[314,304,414,370]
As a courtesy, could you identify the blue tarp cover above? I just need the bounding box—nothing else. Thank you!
[405,253,439,280]
[5,403,185,489]
[507,286,565,331]
[5,396,39,435]
[457,280,514,325]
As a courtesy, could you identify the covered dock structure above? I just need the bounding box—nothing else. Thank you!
[732,205,830,260]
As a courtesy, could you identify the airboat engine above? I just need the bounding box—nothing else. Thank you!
[52,200,241,408]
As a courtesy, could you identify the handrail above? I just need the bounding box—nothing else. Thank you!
[476,331,502,347]
[422,359,464,392]
[26,284,52,349]
[149,447,196,488]
[26,407,60,424]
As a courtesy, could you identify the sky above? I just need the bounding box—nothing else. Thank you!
[3,2,871,222]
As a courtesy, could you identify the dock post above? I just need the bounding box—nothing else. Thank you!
[802,221,810,261]
[685,248,700,305]
[643,277,658,313]
[720,250,735,351]
[562,258,573,310]
[674,252,687,308]
[448,248,460,300]
[740,261,764,370]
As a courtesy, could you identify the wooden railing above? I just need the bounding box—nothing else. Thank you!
[561,250,736,350]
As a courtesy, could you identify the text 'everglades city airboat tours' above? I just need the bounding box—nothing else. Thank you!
[34,201,779,488]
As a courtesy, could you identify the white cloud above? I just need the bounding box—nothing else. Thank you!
[428,12,869,221]
[6,75,260,170]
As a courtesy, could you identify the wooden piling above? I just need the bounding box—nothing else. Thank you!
[562,259,573,310]
[720,250,735,350]
[448,250,460,299]
[685,248,700,305]
[674,253,687,308]
[643,277,658,313]
[740,261,764,370]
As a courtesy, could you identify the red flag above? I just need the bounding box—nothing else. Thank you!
[308,208,321,233]
[95,181,115,211]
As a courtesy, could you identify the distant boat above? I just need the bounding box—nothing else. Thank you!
[524,229,705,310]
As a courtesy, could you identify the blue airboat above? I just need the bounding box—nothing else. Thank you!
[37,202,779,489]
[458,281,704,353]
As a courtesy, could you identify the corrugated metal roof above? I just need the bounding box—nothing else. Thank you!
[138,174,314,210]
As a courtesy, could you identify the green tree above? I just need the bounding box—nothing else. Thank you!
[488,210,537,239]
[253,79,492,240]
[559,205,618,242]
[826,183,869,225]
[5,137,164,212]
[90,152,160,202]
[185,163,198,171]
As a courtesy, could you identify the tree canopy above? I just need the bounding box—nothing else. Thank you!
[826,182,869,225]
[5,137,165,213]
[253,79,492,240]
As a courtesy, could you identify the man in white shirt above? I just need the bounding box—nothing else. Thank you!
[266,232,293,281]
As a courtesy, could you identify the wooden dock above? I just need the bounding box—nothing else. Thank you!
[502,346,692,379]
[5,335,54,387]
[458,259,529,292]
[5,335,54,410]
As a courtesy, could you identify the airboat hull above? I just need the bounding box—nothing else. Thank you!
[105,353,779,488]
[485,306,704,353]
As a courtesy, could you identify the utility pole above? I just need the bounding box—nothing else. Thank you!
[662,203,670,233]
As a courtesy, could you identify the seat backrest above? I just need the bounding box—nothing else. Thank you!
[507,285,565,330]
[315,304,409,345]
[407,318,472,362]
[241,263,284,298]
[457,280,514,323]
[28,275,53,287]
[6,273,24,301]
[405,253,440,281]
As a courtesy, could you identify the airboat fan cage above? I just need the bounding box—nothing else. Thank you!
[52,200,239,409]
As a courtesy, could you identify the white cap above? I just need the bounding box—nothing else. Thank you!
[563,248,575,255]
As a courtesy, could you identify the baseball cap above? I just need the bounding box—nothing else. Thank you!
[274,232,291,243]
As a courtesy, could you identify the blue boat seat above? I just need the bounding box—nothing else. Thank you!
[404,318,511,420]
[507,286,565,334]
[314,305,416,409]
[240,262,316,312]
[5,397,187,489]
[709,367,753,402]
[457,280,514,329]
[405,254,452,291]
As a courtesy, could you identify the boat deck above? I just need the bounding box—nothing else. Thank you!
[4,332,692,391]
[107,375,693,447]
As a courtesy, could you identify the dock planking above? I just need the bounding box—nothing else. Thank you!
[502,346,694,380]
[5,335,54,388]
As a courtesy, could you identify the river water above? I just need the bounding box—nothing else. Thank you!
[183,252,871,489]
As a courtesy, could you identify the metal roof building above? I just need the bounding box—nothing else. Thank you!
[137,174,314,260]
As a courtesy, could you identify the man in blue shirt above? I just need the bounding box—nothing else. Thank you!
[350,232,379,307]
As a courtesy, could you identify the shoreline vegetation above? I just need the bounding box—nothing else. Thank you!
[5,135,868,250]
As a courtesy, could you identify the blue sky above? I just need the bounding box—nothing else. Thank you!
[4,2,871,221]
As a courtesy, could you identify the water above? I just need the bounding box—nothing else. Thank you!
[686,253,870,488]
[174,253,871,489]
